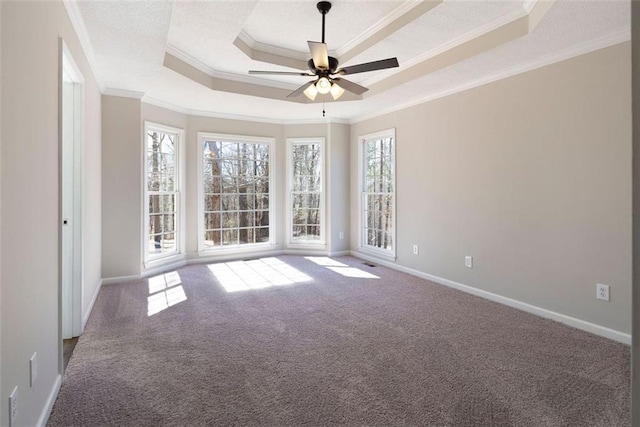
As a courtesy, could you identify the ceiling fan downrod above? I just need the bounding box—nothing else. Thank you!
[317,1,331,43]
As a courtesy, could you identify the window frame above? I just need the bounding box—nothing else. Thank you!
[143,121,185,268]
[286,137,326,249]
[358,128,396,260]
[197,132,277,255]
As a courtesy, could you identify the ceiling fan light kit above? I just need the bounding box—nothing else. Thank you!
[248,1,399,108]
[303,83,319,101]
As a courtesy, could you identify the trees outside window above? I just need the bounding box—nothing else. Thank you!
[287,138,324,246]
[144,123,183,263]
[360,129,395,257]
[198,133,274,251]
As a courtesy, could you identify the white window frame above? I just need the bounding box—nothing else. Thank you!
[358,128,396,260]
[143,122,186,268]
[286,137,326,249]
[197,132,276,255]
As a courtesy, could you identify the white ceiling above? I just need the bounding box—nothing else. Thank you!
[70,0,630,123]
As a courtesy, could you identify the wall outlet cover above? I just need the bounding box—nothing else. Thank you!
[465,256,473,268]
[596,283,610,301]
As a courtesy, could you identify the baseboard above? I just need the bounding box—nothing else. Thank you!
[101,274,140,285]
[350,251,631,345]
[83,279,103,329]
[283,249,331,256]
[328,250,350,257]
[37,374,62,427]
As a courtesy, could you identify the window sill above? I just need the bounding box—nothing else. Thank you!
[144,253,186,271]
[197,243,278,258]
[358,246,396,262]
[285,242,327,251]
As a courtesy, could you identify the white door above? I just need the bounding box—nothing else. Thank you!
[61,81,74,339]
[61,42,84,340]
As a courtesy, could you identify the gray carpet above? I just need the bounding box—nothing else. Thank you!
[48,255,630,426]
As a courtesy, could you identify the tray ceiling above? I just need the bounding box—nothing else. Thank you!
[69,0,630,123]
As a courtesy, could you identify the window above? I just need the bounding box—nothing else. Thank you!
[144,123,184,264]
[198,133,275,252]
[287,138,325,246]
[359,129,395,258]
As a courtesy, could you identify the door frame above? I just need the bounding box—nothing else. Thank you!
[59,39,84,349]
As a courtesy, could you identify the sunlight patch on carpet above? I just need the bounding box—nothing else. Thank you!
[306,257,380,279]
[147,272,187,316]
[305,256,347,267]
[208,257,312,292]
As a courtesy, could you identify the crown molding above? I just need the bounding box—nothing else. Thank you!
[361,5,529,87]
[336,1,425,57]
[103,88,145,99]
[62,0,105,92]
[351,31,630,124]
[236,30,309,62]
[523,0,539,13]
[165,44,217,77]
[165,44,301,91]
[337,0,442,63]
[142,95,348,126]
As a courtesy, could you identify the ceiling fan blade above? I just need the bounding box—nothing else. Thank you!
[336,57,399,75]
[333,78,368,95]
[308,41,329,70]
[288,81,315,98]
[249,70,313,76]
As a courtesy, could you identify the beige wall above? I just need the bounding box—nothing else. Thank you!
[351,42,632,334]
[0,1,3,423]
[0,1,102,426]
[82,43,102,323]
[328,123,350,254]
[631,1,639,422]
[102,96,142,278]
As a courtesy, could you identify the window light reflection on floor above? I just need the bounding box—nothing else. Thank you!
[208,257,313,293]
[304,256,347,267]
[147,271,187,316]
[305,257,380,279]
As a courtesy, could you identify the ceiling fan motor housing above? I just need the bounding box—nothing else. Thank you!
[317,1,332,14]
[308,57,339,74]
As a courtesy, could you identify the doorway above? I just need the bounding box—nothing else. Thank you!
[60,40,84,354]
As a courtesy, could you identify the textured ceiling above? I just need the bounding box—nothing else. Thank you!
[70,0,631,122]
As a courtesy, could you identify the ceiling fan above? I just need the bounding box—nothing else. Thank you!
[248,1,399,101]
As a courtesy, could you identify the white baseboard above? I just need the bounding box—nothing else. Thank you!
[37,374,62,427]
[83,279,103,329]
[350,251,631,345]
[328,250,350,257]
[101,274,140,285]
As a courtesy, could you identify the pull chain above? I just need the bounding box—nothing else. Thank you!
[322,98,326,117]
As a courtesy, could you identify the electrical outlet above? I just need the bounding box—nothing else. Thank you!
[465,256,473,268]
[9,386,17,427]
[338,231,344,240]
[30,353,38,387]
[596,283,610,301]
[412,245,419,255]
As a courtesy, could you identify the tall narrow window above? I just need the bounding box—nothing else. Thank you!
[360,129,395,258]
[287,138,325,246]
[198,133,274,251]
[144,123,184,264]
